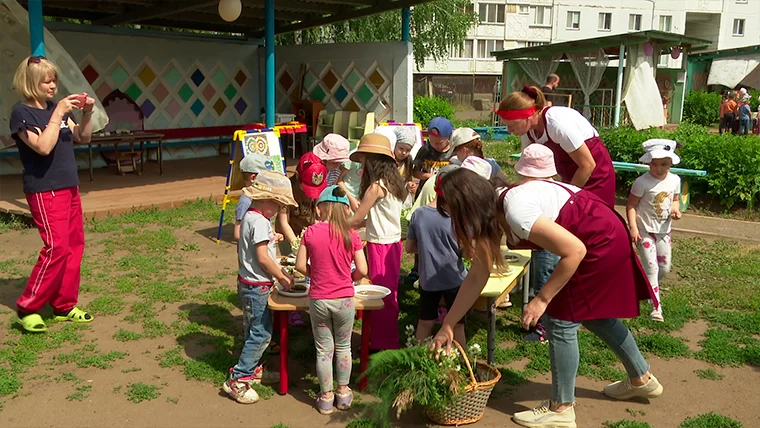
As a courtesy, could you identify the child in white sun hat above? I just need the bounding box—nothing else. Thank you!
[625,139,682,322]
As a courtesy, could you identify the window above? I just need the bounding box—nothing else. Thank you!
[479,3,505,24]
[732,19,745,36]
[629,14,642,31]
[659,15,672,32]
[506,4,516,13]
[451,40,474,58]
[518,5,529,14]
[736,0,747,3]
[477,40,505,58]
[526,41,548,47]
[566,11,580,30]
[598,12,612,31]
[531,6,551,26]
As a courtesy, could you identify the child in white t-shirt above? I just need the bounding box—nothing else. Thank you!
[626,139,682,322]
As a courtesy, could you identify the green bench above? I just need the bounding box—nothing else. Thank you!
[509,153,707,211]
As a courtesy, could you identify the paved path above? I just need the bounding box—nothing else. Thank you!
[614,206,760,242]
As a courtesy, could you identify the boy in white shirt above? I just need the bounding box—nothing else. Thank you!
[626,139,682,322]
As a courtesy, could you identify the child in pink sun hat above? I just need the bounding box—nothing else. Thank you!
[313,133,351,186]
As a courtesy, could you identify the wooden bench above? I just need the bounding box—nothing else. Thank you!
[509,153,707,211]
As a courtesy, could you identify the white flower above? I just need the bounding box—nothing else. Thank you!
[468,343,482,355]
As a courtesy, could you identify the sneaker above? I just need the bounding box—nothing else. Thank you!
[335,388,353,410]
[523,322,548,343]
[603,374,663,400]
[512,402,576,428]
[650,309,664,322]
[317,393,335,415]
[223,379,260,404]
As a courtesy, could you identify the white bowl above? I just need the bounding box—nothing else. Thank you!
[354,285,391,300]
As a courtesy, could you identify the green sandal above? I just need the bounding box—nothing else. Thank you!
[20,313,48,333]
[54,307,94,323]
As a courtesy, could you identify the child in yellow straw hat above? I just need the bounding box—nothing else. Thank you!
[224,170,297,404]
[347,133,406,351]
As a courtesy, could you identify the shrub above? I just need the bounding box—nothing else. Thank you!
[413,96,454,126]
[600,124,760,209]
[683,91,721,126]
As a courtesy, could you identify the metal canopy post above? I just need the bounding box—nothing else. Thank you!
[29,0,45,56]
[402,7,411,42]
[613,43,625,127]
[265,0,275,129]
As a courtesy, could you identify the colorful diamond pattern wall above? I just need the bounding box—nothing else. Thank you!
[276,61,393,121]
[77,55,254,131]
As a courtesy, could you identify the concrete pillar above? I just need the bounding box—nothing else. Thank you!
[613,44,625,127]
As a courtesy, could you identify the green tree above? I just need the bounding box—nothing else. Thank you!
[276,0,477,70]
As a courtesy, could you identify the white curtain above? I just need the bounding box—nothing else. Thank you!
[517,53,562,87]
[567,49,609,118]
[622,44,665,130]
[0,0,108,139]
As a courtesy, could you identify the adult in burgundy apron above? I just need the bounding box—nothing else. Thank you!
[526,107,617,208]
[502,181,655,322]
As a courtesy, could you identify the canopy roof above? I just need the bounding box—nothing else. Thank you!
[492,30,712,61]
[689,44,760,61]
[17,0,433,37]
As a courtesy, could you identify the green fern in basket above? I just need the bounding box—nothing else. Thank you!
[361,346,468,428]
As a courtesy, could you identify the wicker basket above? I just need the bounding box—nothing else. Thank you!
[425,341,502,426]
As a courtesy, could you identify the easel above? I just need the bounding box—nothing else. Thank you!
[215,124,307,243]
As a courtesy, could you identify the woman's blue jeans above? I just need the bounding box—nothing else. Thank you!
[544,316,650,404]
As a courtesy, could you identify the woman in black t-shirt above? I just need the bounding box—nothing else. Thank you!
[10,56,95,332]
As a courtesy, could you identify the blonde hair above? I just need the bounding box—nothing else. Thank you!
[498,86,547,112]
[13,56,60,101]
[317,187,353,250]
[461,138,484,158]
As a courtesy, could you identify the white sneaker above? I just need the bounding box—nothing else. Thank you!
[604,374,663,400]
[512,402,576,428]
[223,379,260,404]
[650,309,664,322]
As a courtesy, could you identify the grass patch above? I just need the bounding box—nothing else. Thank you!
[113,329,142,342]
[123,301,156,324]
[66,384,92,401]
[156,347,234,385]
[680,412,743,428]
[121,367,142,374]
[346,418,380,428]
[497,367,534,385]
[166,396,180,404]
[181,243,200,251]
[56,347,128,369]
[0,368,22,398]
[695,368,724,380]
[87,296,126,316]
[0,214,32,233]
[126,382,162,403]
[136,281,186,303]
[636,333,691,359]
[250,383,276,400]
[695,329,760,367]
[603,421,651,428]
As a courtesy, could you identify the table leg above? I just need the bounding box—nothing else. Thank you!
[487,297,496,366]
[359,311,371,391]
[522,264,531,313]
[159,140,164,175]
[88,143,94,182]
[140,140,144,174]
[278,311,289,395]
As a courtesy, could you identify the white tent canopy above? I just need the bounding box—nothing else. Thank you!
[707,53,760,88]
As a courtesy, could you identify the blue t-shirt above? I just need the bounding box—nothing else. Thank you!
[739,104,751,120]
[235,194,253,222]
[407,205,467,292]
[10,101,78,194]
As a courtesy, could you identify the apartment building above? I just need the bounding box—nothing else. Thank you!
[417,0,760,76]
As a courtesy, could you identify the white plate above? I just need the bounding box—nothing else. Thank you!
[275,283,309,298]
[354,285,391,300]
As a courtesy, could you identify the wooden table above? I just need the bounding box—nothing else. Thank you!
[474,249,532,365]
[88,132,164,182]
[267,291,384,395]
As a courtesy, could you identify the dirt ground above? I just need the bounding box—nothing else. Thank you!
[1,222,758,428]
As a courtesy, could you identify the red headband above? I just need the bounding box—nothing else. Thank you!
[495,106,537,121]
[435,174,445,198]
